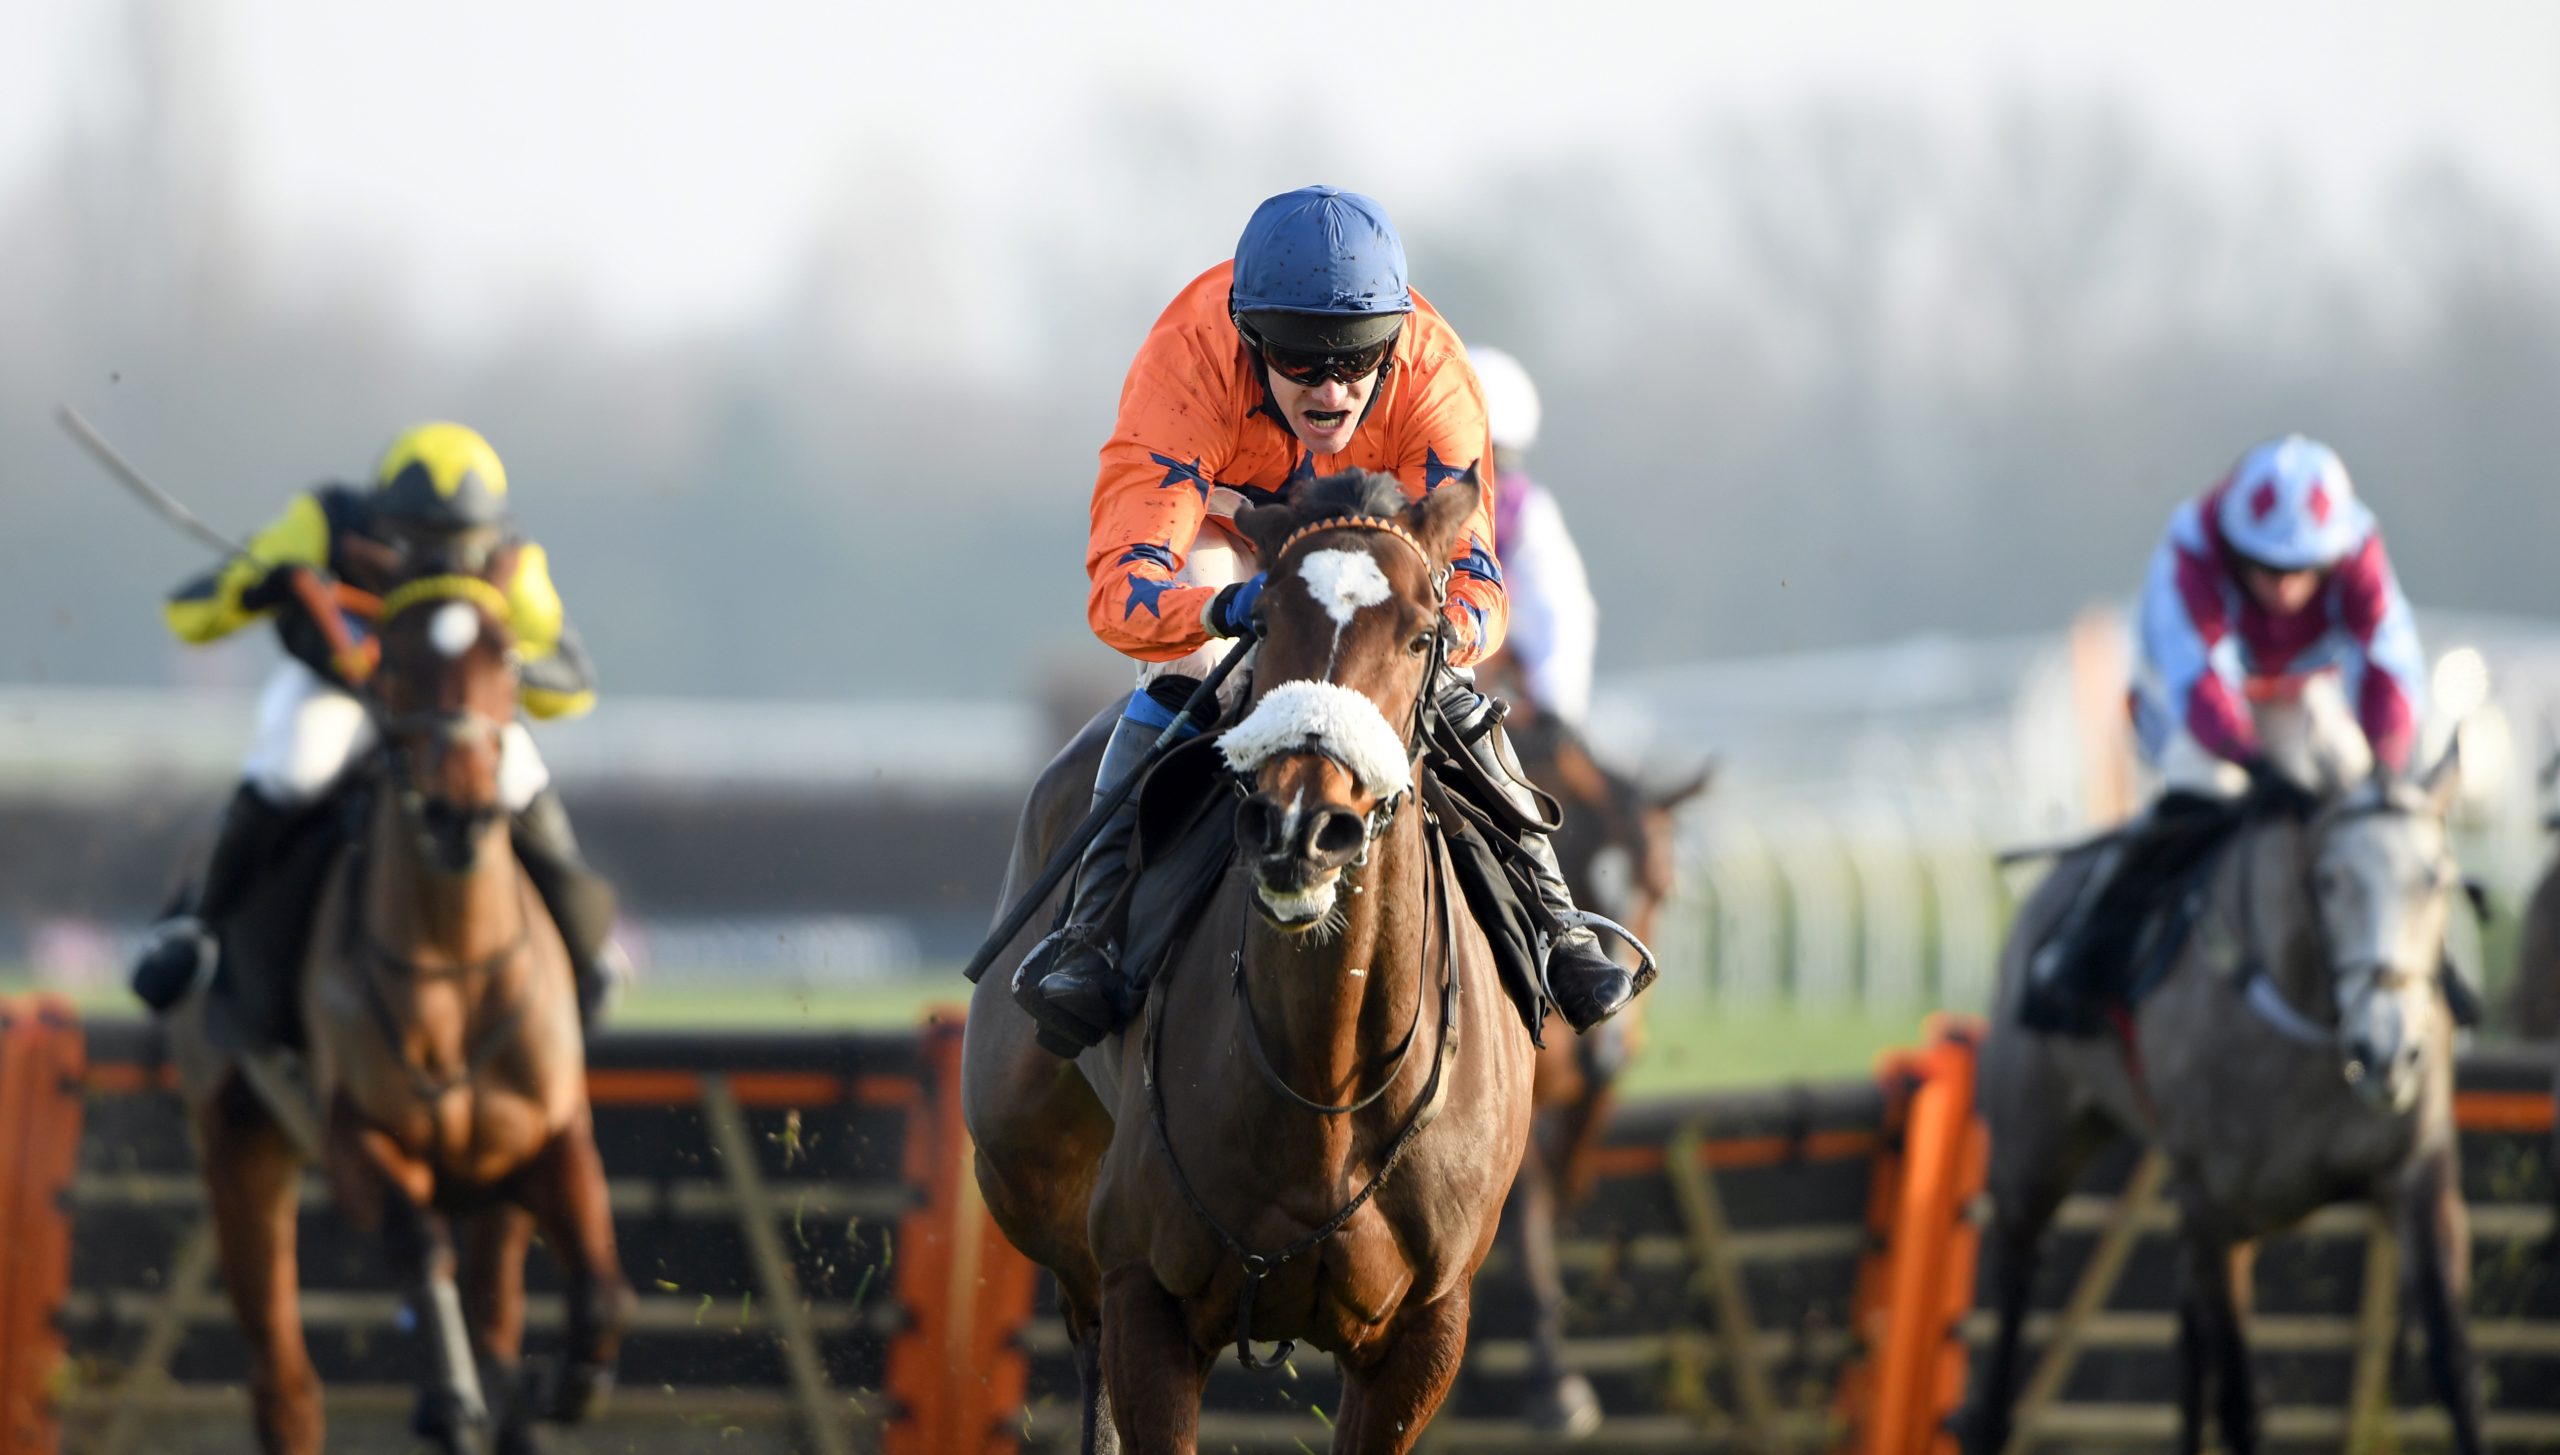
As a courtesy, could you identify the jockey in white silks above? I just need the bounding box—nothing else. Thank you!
[1470,346,1599,729]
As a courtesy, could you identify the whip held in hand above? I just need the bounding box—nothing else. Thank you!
[961,631,1257,984]
[59,404,380,680]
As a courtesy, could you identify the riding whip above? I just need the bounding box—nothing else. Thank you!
[58,404,380,680]
[58,405,261,563]
[961,630,1258,984]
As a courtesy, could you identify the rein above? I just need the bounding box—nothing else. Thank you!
[342,827,541,1106]
[346,574,540,1106]
[2217,793,2430,1052]
[1144,814,1462,1373]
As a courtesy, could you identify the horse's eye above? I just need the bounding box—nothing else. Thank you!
[1407,632,1432,656]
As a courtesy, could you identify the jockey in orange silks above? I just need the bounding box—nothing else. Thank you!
[1014,186,1644,1052]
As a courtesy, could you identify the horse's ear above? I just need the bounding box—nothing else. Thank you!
[2422,736,2464,817]
[1656,757,1717,811]
[1405,462,1483,561]
[1234,502,1295,564]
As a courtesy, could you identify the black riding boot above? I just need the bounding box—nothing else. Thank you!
[1435,678,1646,1033]
[130,782,297,1013]
[511,787,626,1031]
[2022,792,2234,1034]
[1013,683,1195,1057]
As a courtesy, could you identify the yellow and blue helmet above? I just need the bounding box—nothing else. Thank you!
[374,422,509,532]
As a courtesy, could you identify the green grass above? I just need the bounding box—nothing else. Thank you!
[9,967,1936,1094]
[1620,997,1939,1094]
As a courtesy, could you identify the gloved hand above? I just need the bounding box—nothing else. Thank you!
[237,563,309,613]
[1203,573,1266,638]
[2241,753,2320,817]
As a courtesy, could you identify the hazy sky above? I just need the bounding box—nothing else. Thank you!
[4,0,2554,348]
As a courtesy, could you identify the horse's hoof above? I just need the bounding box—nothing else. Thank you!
[1524,1373,1602,1441]
[542,1360,616,1423]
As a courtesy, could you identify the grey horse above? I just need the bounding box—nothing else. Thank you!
[1968,751,2480,1455]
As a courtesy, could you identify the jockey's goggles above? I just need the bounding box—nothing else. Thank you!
[1238,321,1401,388]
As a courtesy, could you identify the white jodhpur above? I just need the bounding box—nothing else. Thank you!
[242,658,552,812]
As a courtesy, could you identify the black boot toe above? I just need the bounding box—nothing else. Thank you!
[1548,935,1635,1032]
[1013,930,1124,1056]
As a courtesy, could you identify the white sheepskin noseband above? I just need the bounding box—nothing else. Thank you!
[1219,679,1414,800]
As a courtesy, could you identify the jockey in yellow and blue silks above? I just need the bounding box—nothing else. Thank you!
[1012,186,1644,1054]
[130,423,625,1028]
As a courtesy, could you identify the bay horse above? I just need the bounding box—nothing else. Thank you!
[1968,755,2480,1455]
[167,570,628,1455]
[1489,703,1707,1436]
[963,469,1537,1453]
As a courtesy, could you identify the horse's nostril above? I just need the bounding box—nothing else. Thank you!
[1237,797,1283,854]
[1312,810,1367,860]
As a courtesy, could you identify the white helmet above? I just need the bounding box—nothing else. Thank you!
[1470,345,1542,453]
[2214,434,2369,571]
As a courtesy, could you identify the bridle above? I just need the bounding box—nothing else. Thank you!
[1148,508,1464,1373]
[2221,789,2444,1061]
[348,574,538,1104]
[1258,512,1453,847]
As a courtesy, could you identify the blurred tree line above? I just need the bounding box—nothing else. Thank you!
[5,11,2555,705]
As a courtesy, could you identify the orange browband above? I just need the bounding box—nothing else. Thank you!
[1275,514,1435,574]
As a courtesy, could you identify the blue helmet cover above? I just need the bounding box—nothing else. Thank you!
[1231,186,1412,317]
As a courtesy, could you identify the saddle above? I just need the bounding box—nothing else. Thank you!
[2022,792,2254,1036]
[211,782,373,1055]
[1110,735,1551,1044]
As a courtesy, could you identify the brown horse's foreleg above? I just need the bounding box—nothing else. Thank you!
[1503,1154,1597,1438]
[1334,1289,1471,1455]
[1100,1263,1213,1454]
[199,1076,324,1455]
[2397,1147,2484,1454]
[1058,1288,1120,1455]
[325,1101,489,1448]
[515,1109,632,1422]
[462,1204,537,1451]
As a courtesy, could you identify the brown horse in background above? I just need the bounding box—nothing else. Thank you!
[1488,699,1708,1437]
[964,470,1537,1453]
[168,572,628,1455]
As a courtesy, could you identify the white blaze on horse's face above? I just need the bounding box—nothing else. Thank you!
[427,601,482,659]
[1295,547,1393,675]
[2316,787,2455,1113]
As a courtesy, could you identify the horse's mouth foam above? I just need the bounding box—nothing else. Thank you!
[1254,872,1340,928]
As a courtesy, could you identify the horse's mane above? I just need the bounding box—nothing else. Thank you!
[1288,469,1410,527]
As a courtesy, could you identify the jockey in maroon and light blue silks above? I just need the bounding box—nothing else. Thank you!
[2026,433,2477,1034]
[2135,434,2425,792]
[1012,185,1646,1056]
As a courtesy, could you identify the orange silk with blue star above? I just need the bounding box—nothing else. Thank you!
[1085,261,1508,666]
